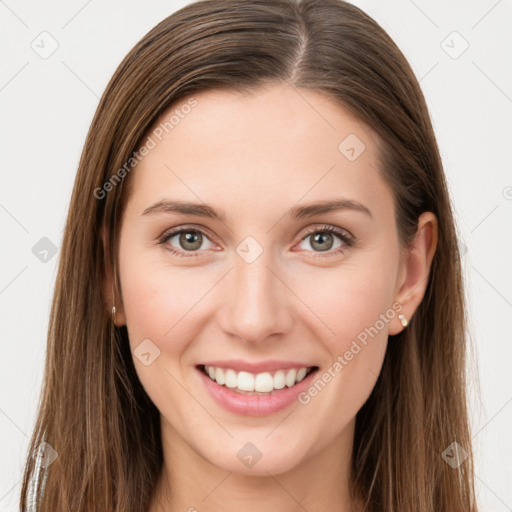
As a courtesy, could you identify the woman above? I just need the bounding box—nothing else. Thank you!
[20,0,479,510]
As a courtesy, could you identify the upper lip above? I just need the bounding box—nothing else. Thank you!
[198,360,318,374]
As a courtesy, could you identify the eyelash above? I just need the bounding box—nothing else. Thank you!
[158,224,355,259]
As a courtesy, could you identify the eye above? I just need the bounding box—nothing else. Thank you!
[158,224,355,259]
[159,226,215,258]
[296,225,354,257]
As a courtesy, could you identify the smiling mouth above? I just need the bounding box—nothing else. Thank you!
[197,364,319,395]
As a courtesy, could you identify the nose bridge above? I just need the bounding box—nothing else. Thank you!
[219,246,290,343]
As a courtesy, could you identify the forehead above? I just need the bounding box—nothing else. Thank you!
[124,83,394,225]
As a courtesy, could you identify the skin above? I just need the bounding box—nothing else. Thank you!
[104,82,437,511]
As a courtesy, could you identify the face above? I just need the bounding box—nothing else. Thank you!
[114,83,408,476]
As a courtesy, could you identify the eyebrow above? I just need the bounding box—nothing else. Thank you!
[142,198,373,221]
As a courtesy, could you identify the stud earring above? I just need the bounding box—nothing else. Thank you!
[111,283,117,321]
[398,314,408,327]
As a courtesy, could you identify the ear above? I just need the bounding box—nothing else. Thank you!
[389,211,438,335]
[101,225,126,326]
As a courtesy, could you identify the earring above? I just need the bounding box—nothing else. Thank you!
[398,314,408,327]
[111,283,117,321]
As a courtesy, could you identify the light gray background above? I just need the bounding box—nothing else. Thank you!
[1,1,511,510]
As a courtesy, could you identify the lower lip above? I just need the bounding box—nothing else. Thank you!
[196,366,319,416]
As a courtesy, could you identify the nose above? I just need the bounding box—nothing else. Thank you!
[217,250,293,345]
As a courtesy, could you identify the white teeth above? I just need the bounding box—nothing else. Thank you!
[203,365,314,392]
[273,370,286,390]
[224,369,238,388]
[296,367,307,382]
[254,372,274,392]
[215,367,225,386]
[284,369,297,387]
[237,371,255,391]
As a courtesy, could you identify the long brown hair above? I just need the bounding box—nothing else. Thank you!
[20,0,478,510]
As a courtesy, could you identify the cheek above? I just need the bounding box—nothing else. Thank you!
[295,264,395,344]
[118,242,221,369]
[290,261,396,401]
[291,268,393,438]
[121,264,198,347]
[118,258,204,409]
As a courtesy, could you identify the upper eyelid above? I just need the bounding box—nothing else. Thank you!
[301,225,352,239]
